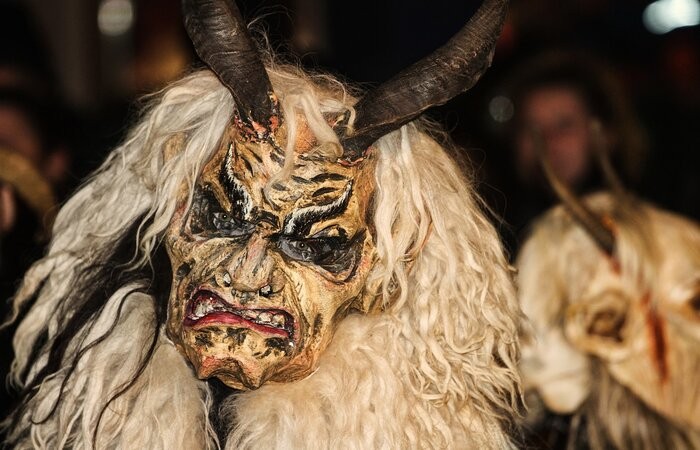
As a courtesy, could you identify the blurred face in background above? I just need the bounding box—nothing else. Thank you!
[516,86,593,187]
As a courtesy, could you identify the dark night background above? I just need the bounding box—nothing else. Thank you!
[1,0,699,440]
[5,0,699,218]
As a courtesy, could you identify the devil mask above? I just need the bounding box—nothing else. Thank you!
[163,0,507,390]
[165,122,378,389]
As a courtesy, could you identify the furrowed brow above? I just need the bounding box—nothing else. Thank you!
[282,182,353,236]
[219,142,253,220]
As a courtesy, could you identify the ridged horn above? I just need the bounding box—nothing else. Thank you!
[590,120,627,198]
[339,0,509,161]
[533,129,616,255]
[182,0,279,139]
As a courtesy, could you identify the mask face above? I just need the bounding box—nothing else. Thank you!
[164,124,378,389]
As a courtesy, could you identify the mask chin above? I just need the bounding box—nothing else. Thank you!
[182,325,295,389]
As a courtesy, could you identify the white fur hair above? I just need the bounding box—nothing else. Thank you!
[5,65,522,449]
[517,192,700,450]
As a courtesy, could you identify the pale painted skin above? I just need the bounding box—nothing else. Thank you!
[164,123,378,390]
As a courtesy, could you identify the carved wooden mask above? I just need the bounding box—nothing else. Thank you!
[164,124,377,390]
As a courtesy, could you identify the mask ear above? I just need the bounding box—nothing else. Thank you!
[564,290,631,361]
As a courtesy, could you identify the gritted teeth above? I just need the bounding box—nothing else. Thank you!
[186,290,294,335]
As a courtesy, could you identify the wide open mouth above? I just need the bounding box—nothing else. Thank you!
[184,290,295,339]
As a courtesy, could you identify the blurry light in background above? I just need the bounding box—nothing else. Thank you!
[98,0,134,37]
[643,0,700,34]
[489,96,515,123]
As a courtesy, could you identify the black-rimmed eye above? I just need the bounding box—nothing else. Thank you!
[208,209,254,238]
[190,188,254,239]
[277,237,334,262]
[276,231,363,274]
[212,211,235,230]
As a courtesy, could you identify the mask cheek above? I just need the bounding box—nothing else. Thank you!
[292,271,355,351]
[165,261,202,347]
[165,279,189,347]
[164,241,195,334]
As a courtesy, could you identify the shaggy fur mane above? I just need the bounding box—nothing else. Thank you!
[3,65,522,449]
[524,362,700,450]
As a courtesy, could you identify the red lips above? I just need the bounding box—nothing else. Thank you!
[184,290,294,338]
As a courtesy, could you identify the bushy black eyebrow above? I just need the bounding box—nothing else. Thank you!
[282,182,353,237]
[310,172,347,183]
[312,187,337,197]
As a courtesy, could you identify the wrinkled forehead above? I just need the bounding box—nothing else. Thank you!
[198,123,376,233]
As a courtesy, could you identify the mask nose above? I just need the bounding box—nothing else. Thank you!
[214,234,275,298]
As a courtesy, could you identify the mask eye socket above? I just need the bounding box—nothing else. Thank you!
[190,188,255,238]
[277,237,334,262]
[276,231,362,274]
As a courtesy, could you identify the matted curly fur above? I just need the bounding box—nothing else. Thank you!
[518,192,700,450]
[3,66,523,449]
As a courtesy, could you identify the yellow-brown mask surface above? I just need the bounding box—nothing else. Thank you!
[164,124,377,390]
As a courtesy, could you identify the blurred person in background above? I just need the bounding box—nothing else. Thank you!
[492,51,648,254]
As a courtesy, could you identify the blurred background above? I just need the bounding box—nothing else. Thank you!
[3,0,698,245]
[0,0,696,260]
[3,0,698,215]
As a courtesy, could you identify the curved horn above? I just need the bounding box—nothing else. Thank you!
[590,120,627,198]
[182,0,279,139]
[533,129,616,255]
[339,0,509,160]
